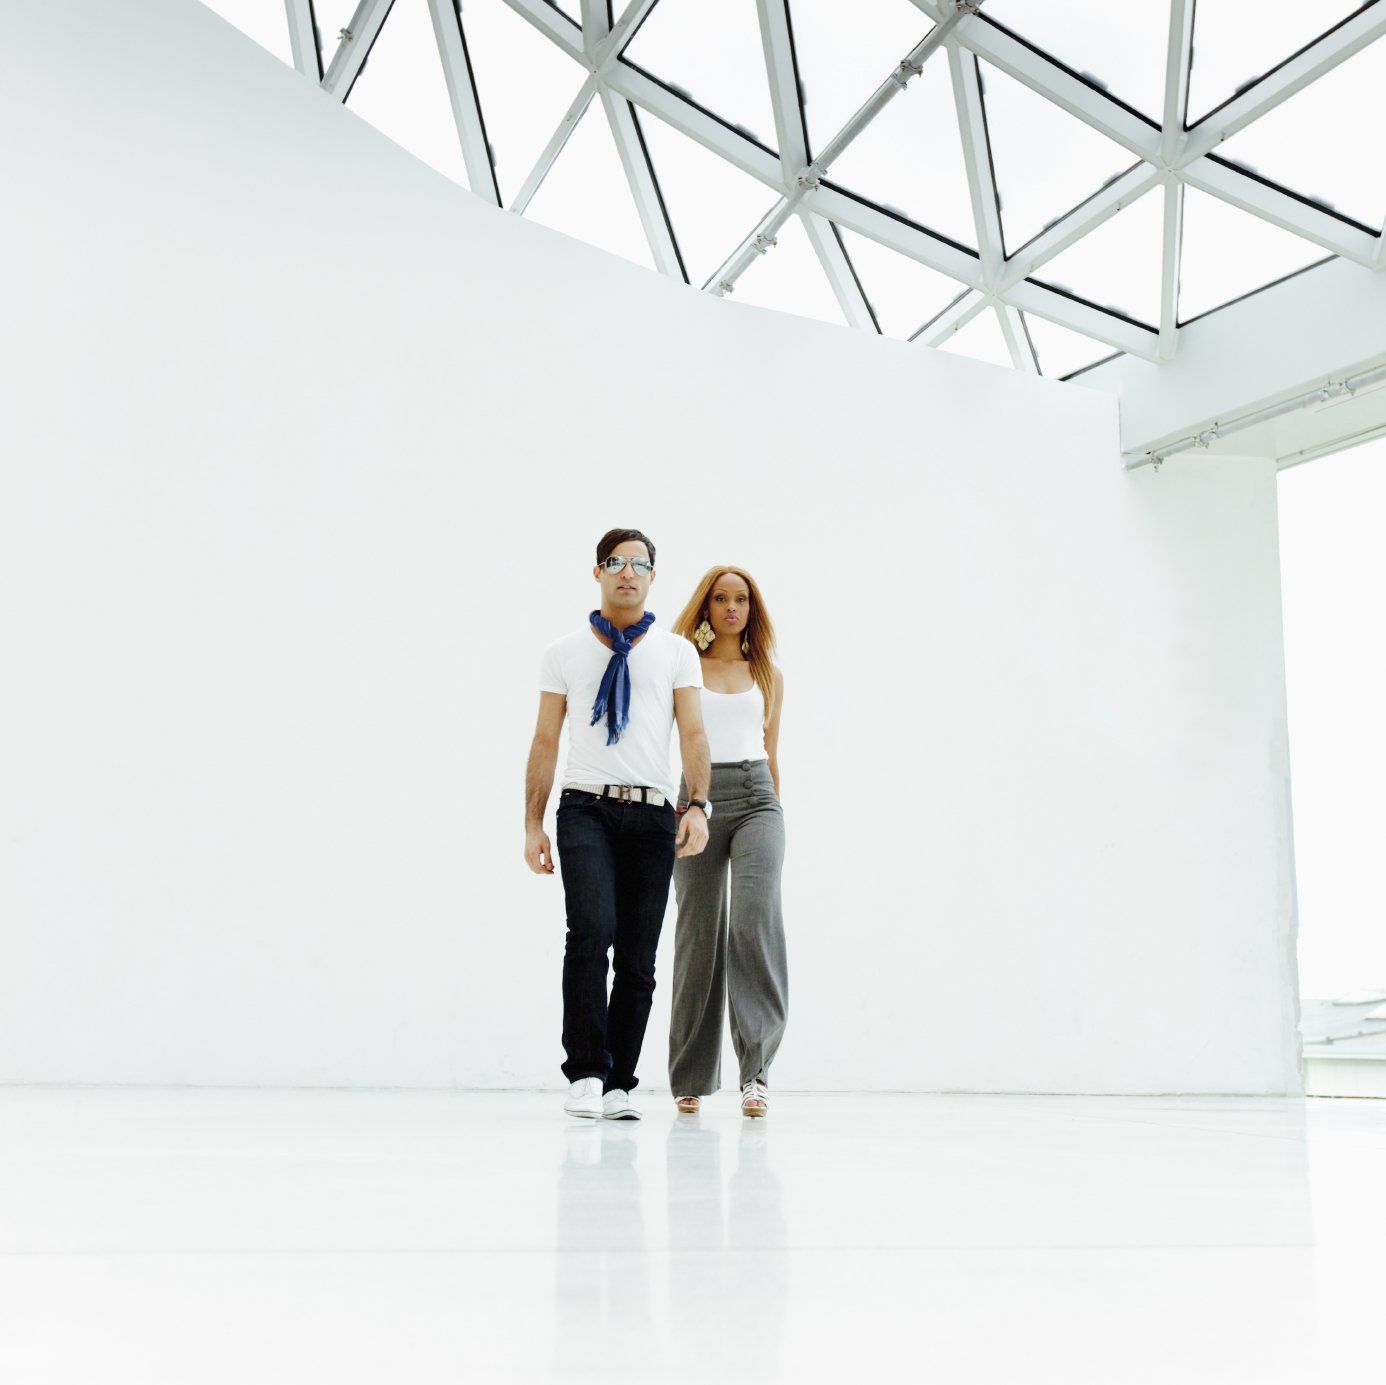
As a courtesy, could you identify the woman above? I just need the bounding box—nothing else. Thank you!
[668,566,786,1118]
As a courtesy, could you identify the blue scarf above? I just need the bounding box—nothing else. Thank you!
[589,609,657,745]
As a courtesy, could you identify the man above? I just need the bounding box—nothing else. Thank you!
[525,528,712,1120]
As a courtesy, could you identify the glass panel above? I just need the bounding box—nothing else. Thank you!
[639,114,782,287]
[786,0,930,159]
[936,304,1013,369]
[460,0,590,205]
[1215,37,1386,229]
[1188,0,1373,124]
[526,103,657,271]
[1029,187,1164,326]
[1177,185,1327,323]
[347,1,469,185]
[836,226,965,338]
[622,0,779,152]
[200,0,295,65]
[981,0,1170,120]
[980,60,1136,254]
[824,53,977,250]
[1021,312,1118,378]
[729,213,848,327]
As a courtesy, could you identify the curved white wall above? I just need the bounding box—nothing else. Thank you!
[0,0,1300,1093]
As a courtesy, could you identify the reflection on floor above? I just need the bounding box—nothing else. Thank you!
[1,1088,1382,1383]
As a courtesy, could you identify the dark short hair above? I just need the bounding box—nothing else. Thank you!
[596,528,656,567]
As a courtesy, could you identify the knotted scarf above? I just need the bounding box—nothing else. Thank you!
[589,608,656,745]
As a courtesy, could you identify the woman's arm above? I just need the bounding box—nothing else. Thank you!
[765,667,785,797]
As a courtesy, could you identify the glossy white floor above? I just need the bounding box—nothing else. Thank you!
[2,1088,1383,1384]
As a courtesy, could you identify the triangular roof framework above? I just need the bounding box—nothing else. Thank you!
[268,0,1386,379]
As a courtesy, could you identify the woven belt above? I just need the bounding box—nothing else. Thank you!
[563,781,669,807]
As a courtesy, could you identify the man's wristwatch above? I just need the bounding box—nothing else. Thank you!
[686,797,713,821]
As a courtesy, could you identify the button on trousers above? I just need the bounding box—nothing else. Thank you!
[668,758,788,1095]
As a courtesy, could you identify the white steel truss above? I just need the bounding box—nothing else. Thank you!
[263,0,1386,379]
[321,0,394,102]
[427,0,500,207]
[283,0,322,81]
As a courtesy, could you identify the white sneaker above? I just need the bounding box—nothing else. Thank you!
[564,1077,603,1119]
[602,1088,642,1121]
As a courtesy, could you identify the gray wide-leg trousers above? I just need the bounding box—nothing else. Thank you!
[668,758,788,1096]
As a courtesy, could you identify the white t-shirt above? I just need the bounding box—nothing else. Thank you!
[539,625,703,801]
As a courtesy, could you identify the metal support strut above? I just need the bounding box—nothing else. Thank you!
[706,1,976,296]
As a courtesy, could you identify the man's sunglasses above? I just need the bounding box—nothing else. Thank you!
[601,555,653,576]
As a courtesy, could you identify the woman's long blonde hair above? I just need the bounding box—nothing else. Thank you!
[672,566,778,725]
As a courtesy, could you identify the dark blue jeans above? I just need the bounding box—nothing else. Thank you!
[556,788,678,1093]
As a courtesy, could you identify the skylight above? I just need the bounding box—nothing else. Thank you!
[206,0,1386,379]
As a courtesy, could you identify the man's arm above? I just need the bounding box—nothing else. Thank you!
[672,684,711,858]
[524,691,566,874]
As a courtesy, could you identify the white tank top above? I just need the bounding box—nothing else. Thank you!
[700,680,767,763]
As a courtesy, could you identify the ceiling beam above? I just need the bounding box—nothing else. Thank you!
[504,0,659,215]
[578,0,605,61]
[321,0,394,102]
[751,0,875,326]
[1181,156,1377,265]
[948,44,1003,284]
[602,0,660,58]
[1160,0,1193,167]
[601,88,686,280]
[802,184,983,289]
[605,62,784,188]
[706,197,803,296]
[910,288,987,346]
[284,0,322,81]
[996,303,1038,372]
[801,214,878,330]
[1158,178,1184,359]
[997,280,1159,361]
[510,77,597,215]
[755,0,809,180]
[1157,0,1194,357]
[427,0,501,207]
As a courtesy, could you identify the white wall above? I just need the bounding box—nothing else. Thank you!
[0,0,1300,1094]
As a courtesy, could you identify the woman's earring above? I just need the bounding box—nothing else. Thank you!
[694,618,715,651]
[741,632,750,655]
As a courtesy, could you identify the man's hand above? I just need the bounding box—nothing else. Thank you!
[525,825,556,874]
[674,805,709,858]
